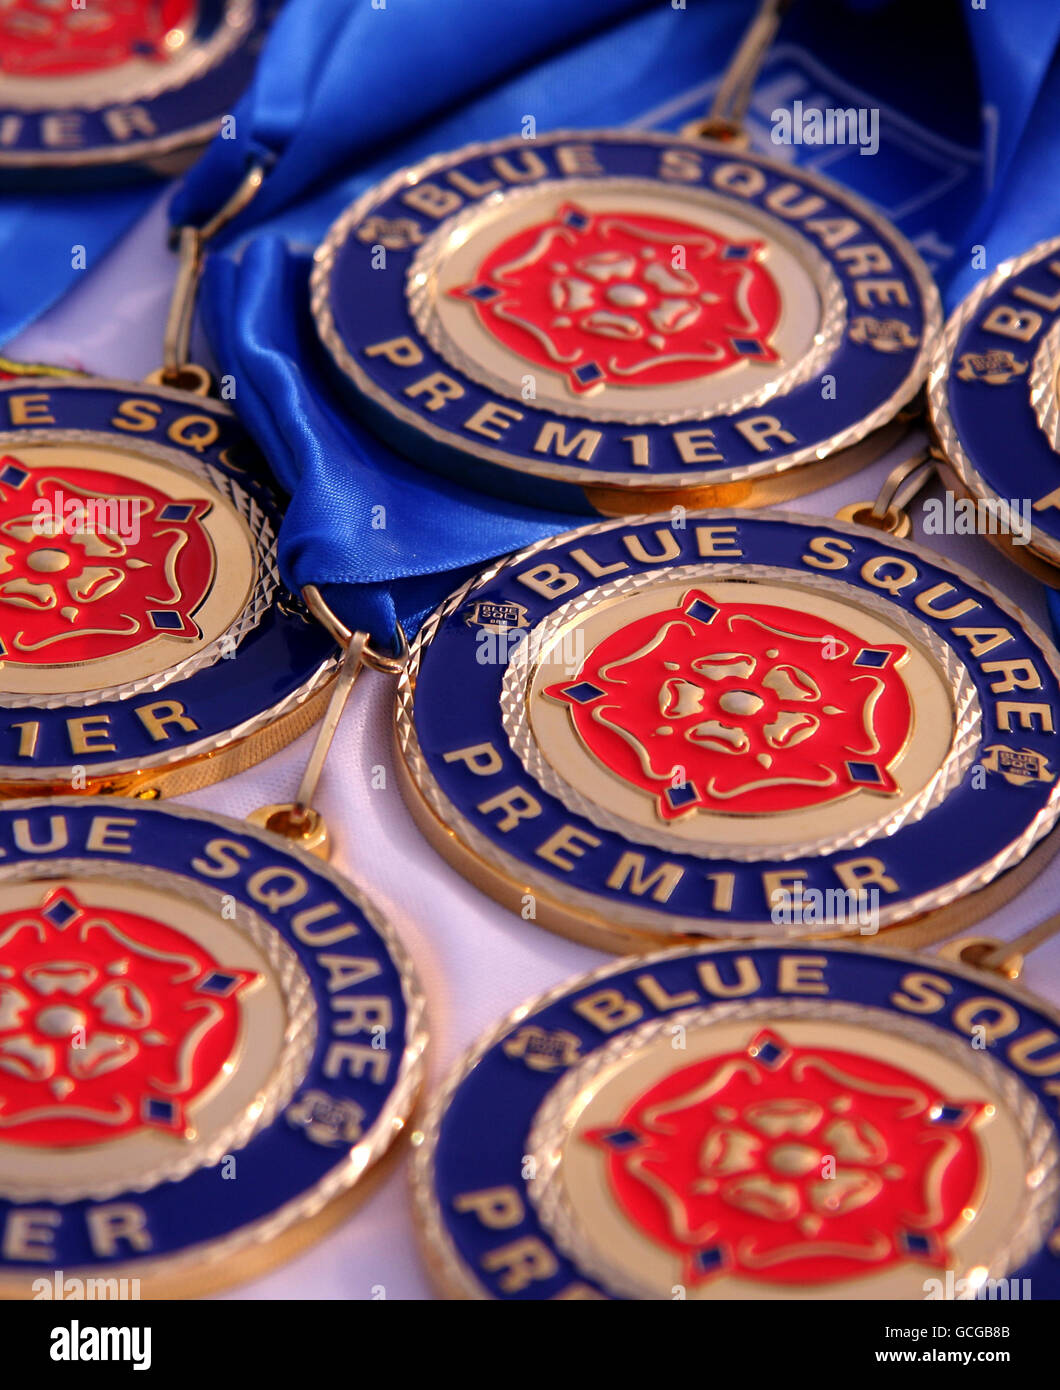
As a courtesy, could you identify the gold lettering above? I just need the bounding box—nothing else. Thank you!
[135,700,198,742]
[607,853,683,902]
[9,393,55,426]
[535,825,601,870]
[464,401,524,440]
[997,701,1054,733]
[67,715,115,755]
[777,955,829,994]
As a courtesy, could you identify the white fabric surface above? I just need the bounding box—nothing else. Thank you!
[10,191,1060,1301]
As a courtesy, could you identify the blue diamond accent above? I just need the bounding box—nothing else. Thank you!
[465,284,501,302]
[732,337,768,356]
[665,781,699,810]
[563,209,590,229]
[846,760,884,785]
[693,1246,726,1273]
[562,681,606,704]
[601,1129,641,1150]
[158,503,195,522]
[198,971,241,997]
[686,598,719,625]
[929,1104,967,1126]
[0,462,28,489]
[143,1097,178,1124]
[753,1039,785,1067]
[42,896,78,928]
[853,647,892,668]
[900,1231,933,1256]
[573,361,604,384]
[722,245,753,260]
[148,610,184,631]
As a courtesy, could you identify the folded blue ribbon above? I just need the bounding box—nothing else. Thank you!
[203,238,574,643]
[0,186,155,349]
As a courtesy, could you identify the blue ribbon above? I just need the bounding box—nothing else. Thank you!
[203,239,575,644]
[173,0,1060,646]
[0,186,155,349]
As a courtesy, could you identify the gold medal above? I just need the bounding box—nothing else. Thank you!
[0,373,338,797]
[0,796,425,1296]
[0,0,269,183]
[412,923,1060,1300]
[395,488,1060,950]
[311,1,938,515]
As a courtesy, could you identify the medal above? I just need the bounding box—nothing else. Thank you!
[0,0,267,183]
[928,235,1060,586]
[411,928,1060,1300]
[0,168,357,801]
[0,795,425,1297]
[311,1,939,515]
[394,502,1060,949]
[0,372,337,797]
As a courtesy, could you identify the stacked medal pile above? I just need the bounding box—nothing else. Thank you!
[2,0,1060,1304]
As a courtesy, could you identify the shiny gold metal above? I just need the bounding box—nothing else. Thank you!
[0,387,340,799]
[0,797,428,1299]
[682,0,795,140]
[928,236,1060,587]
[302,584,410,674]
[936,908,1060,981]
[835,440,935,539]
[409,936,1060,1300]
[161,162,266,383]
[834,500,911,538]
[679,115,750,148]
[983,912,1060,972]
[143,362,212,395]
[251,586,408,859]
[938,935,1025,981]
[0,0,257,177]
[246,803,331,860]
[0,683,335,801]
[585,417,911,516]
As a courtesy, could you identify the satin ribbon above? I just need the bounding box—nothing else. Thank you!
[0,186,155,349]
[172,0,1060,646]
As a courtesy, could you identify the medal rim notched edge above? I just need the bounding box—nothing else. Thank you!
[311,128,942,507]
[0,794,428,1300]
[393,508,1060,952]
[409,936,1060,1301]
